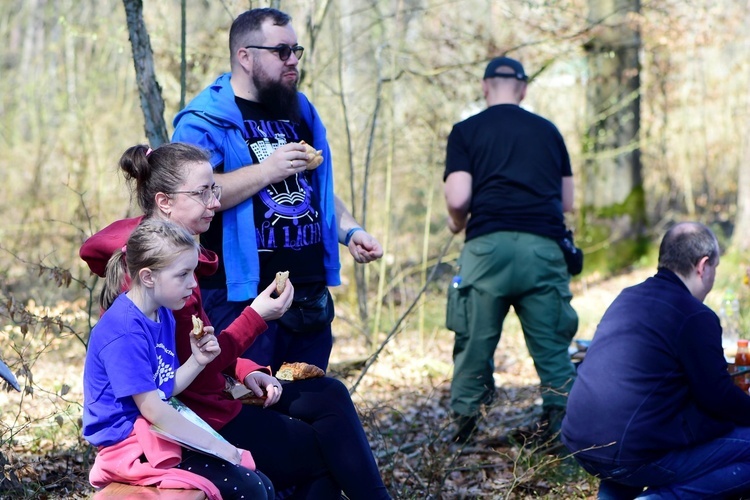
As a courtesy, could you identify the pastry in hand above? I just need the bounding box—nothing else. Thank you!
[276,270,289,295]
[191,315,206,340]
[277,362,325,381]
[300,140,324,170]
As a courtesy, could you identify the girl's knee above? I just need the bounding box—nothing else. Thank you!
[222,468,274,499]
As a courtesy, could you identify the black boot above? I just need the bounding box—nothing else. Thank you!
[535,406,566,454]
[452,414,478,444]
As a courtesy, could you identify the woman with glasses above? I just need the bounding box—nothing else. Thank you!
[80,142,390,499]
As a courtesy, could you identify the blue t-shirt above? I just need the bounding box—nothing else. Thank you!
[83,294,178,447]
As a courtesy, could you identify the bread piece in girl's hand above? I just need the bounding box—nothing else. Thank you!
[300,141,324,170]
[191,315,206,340]
[276,362,325,381]
[275,271,290,295]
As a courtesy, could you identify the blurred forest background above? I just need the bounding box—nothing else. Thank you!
[1,0,750,497]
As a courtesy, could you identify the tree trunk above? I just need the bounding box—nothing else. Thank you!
[122,0,168,147]
[582,0,647,272]
[732,9,750,252]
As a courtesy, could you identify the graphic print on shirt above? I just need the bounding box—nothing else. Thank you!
[243,118,322,253]
[154,342,176,400]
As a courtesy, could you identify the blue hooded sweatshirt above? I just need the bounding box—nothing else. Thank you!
[172,72,341,302]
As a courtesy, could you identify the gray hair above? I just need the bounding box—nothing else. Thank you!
[658,222,719,276]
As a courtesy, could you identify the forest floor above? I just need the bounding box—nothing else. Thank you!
[0,267,655,499]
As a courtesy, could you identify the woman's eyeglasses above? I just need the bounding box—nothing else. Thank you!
[170,185,222,206]
[244,44,304,61]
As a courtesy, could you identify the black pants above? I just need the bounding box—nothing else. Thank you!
[219,377,391,500]
[177,449,274,499]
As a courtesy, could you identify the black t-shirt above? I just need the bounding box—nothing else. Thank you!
[444,104,571,241]
[200,97,326,298]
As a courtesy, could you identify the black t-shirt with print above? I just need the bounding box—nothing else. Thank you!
[199,97,326,299]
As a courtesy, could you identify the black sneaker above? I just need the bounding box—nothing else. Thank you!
[452,415,478,444]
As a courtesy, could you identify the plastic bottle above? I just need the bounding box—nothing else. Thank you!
[734,339,750,393]
[720,290,741,353]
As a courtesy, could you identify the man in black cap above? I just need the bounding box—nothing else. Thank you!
[443,56,578,444]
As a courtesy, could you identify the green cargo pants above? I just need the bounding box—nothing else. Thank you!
[446,231,578,417]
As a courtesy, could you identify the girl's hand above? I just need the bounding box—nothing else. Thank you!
[250,279,294,321]
[189,329,220,366]
[244,372,283,408]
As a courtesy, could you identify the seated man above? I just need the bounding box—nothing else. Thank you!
[562,222,750,499]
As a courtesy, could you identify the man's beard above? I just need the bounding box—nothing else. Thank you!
[253,68,301,123]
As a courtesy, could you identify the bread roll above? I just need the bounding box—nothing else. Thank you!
[276,362,325,381]
[300,140,323,170]
[276,270,289,295]
[191,315,206,340]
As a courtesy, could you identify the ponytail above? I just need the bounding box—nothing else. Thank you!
[100,249,129,311]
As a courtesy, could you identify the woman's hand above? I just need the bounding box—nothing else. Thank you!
[250,279,294,321]
[243,371,283,408]
[189,329,220,366]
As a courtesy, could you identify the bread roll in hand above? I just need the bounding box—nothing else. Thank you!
[276,271,290,295]
[191,315,206,340]
[300,141,323,170]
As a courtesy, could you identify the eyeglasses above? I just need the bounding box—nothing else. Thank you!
[244,44,304,61]
[169,185,222,206]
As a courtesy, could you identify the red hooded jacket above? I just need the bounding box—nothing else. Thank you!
[80,217,269,429]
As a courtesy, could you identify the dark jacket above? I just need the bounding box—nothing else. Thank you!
[562,268,750,465]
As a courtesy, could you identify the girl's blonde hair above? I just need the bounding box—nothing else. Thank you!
[100,219,198,310]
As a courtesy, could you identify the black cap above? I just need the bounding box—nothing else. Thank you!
[483,56,528,81]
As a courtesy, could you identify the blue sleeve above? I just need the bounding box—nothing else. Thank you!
[678,310,750,424]
[172,117,226,169]
[100,334,157,399]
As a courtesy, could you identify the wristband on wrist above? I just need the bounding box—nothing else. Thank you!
[344,227,363,246]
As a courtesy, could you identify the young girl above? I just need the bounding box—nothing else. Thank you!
[83,218,274,499]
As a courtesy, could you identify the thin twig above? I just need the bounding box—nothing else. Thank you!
[350,234,455,394]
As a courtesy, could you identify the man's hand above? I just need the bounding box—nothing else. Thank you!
[447,215,466,234]
[348,230,383,264]
[260,143,310,185]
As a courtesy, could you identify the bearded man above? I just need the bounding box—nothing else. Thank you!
[173,8,382,373]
